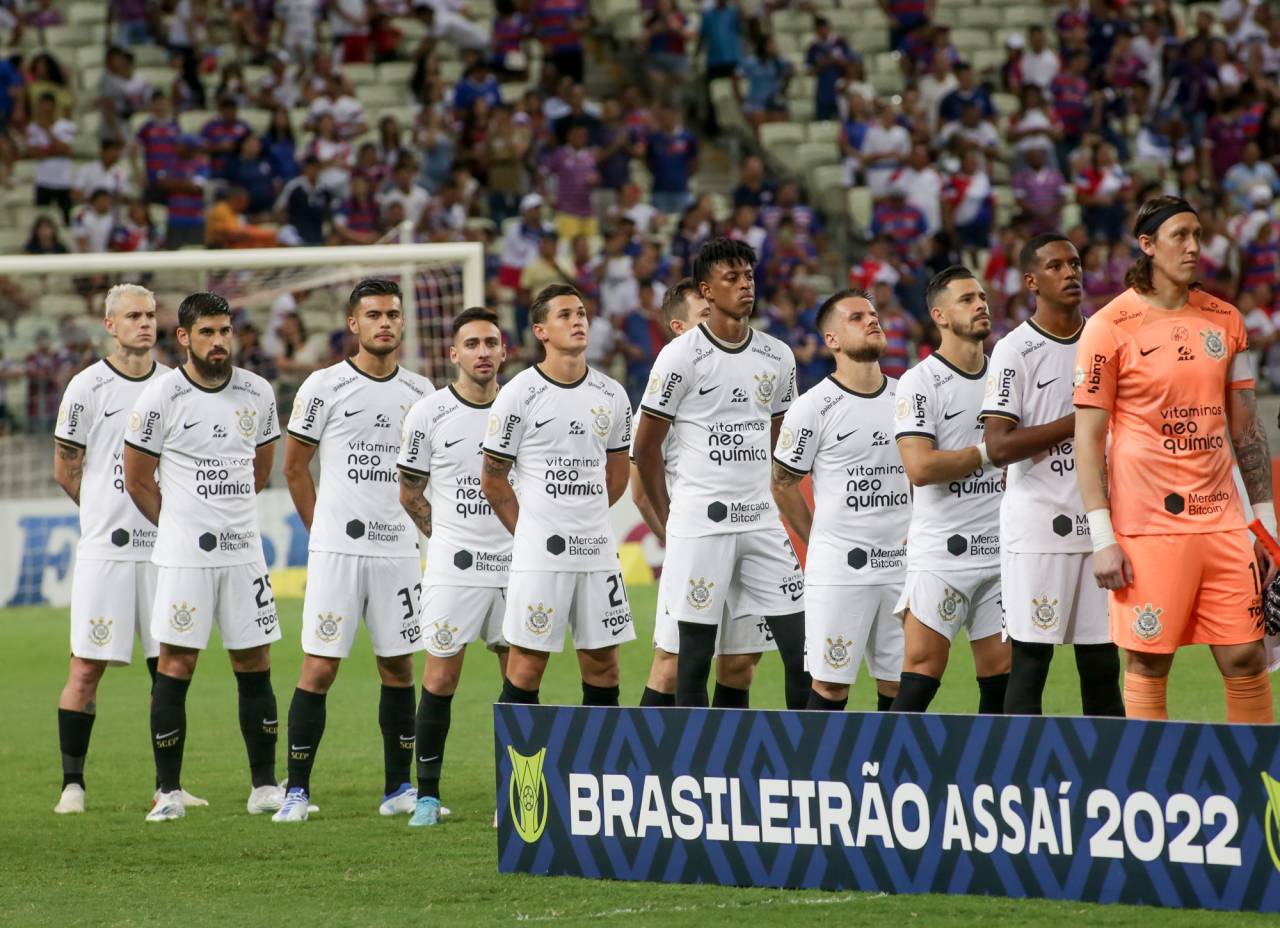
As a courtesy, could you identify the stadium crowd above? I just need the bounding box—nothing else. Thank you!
[1,0,1279,434]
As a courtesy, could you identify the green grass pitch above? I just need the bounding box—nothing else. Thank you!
[1,589,1273,927]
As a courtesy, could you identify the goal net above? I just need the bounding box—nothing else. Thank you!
[0,240,484,500]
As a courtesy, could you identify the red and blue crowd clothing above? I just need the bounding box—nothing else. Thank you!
[1050,72,1090,139]
[157,156,209,228]
[1242,239,1279,292]
[200,117,252,179]
[645,129,698,195]
[336,194,379,237]
[137,118,181,183]
[870,202,927,264]
[545,145,597,217]
[533,0,586,53]
[492,12,531,58]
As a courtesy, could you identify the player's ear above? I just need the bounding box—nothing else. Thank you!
[1023,272,1038,296]
[448,345,458,365]
[346,312,358,335]
[928,304,946,329]
[823,329,838,352]
[176,327,189,348]
[1137,233,1156,257]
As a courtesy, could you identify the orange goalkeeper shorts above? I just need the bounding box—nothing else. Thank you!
[1110,529,1264,653]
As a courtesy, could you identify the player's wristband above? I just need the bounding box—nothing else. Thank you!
[976,442,991,467]
[1087,508,1118,552]
[1258,506,1279,540]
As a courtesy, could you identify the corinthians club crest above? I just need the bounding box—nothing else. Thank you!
[234,406,257,439]
[88,616,112,646]
[1200,327,1226,360]
[315,611,342,643]
[938,586,964,623]
[825,636,851,670]
[525,602,553,636]
[170,601,196,633]
[753,371,777,406]
[589,405,612,438]
[1031,594,1059,631]
[431,620,459,651]
[1132,602,1163,640]
[687,577,714,610]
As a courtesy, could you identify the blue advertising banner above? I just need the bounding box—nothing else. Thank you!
[494,705,1280,911]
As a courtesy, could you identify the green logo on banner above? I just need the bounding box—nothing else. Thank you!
[508,745,548,843]
[1262,771,1280,872]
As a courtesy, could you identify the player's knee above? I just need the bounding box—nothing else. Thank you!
[812,678,849,702]
[715,653,756,689]
[1125,649,1172,678]
[647,649,677,691]
[1215,641,1267,678]
[158,646,198,680]
[971,635,1011,677]
[298,654,339,692]
[876,678,900,698]
[67,657,107,694]
[376,655,414,688]
[423,655,463,696]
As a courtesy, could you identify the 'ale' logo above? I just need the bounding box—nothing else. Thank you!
[507,745,548,843]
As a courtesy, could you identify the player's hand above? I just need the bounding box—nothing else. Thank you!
[1255,539,1278,588]
[1092,543,1132,591]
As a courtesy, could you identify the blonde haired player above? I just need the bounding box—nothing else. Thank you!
[1074,196,1275,723]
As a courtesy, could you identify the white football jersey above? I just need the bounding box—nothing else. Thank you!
[775,375,910,585]
[894,352,1003,570]
[126,366,280,567]
[55,359,169,560]
[640,323,797,537]
[287,360,433,556]
[398,384,512,586]
[981,320,1091,554]
[628,406,678,491]
[482,364,632,572]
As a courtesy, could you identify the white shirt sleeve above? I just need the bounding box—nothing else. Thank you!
[54,374,92,447]
[773,393,819,475]
[397,399,433,476]
[980,338,1023,423]
[125,380,167,457]
[286,370,330,445]
[639,339,692,422]
[894,369,937,442]
[482,384,524,461]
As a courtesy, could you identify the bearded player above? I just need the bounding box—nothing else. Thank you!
[272,279,434,823]
[981,234,1123,717]
[634,239,808,710]
[124,292,283,822]
[634,279,774,709]
[772,289,910,711]
[891,266,1009,713]
[397,306,512,827]
[1074,196,1275,723]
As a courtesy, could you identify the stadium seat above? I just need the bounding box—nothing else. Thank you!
[771,9,812,35]
[1003,7,1043,28]
[991,93,1018,117]
[343,63,379,86]
[806,121,841,146]
[360,84,407,108]
[35,294,86,317]
[962,9,1004,30]
[179,110,212,135]
[242,108,272,133]
[809,164,847,202]
[792,141,839,176]
[759,123,805,160]
[787,75,815,103]
[69,1,107,23]
[789,98,815,124]
[378,62,414,86]
[950,29,992,55]
[847,187,872,233]
[972,49,1005,71]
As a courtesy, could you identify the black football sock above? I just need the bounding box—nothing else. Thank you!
[675,622,716,707]
[891,672,940,712]
[582,682,620,706]
[876,692,895,712]
[235,670,278,788]
[58,708,95,789]
[379,684,416,795]
[151,673,190,792]
[711,682,750,708]
[977,672,1010,715]
[806,688,848,711]
[1075,642,1125,717]
[639,686,675,707]
[415,689,453,799]
[1005,639,1054,715]
[145,657,159,686]
[499,677,539,704]
[764,612,811,710]
[284,687,326,795]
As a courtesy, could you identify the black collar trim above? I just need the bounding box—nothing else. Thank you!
[179,365,230,393]
[932,352,987,381]
[104,358,156,382]
[699,322,753,354]
[346,358,399,382]
[535,364,588,389]
[1027,317,1084,345]
[448,384,495,409]
[827,373,887,398]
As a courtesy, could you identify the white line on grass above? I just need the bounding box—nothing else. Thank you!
[514,892,890,921]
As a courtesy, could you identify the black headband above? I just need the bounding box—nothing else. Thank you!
[1133,202,1197,239]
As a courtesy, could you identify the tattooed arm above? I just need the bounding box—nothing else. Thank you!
[53,441,85,505]
[770,461,813,545]
[1229,387,1276,581]
[481,453,519,535]
[398,468,433,538]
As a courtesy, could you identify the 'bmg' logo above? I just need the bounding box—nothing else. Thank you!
[507,745,548,843]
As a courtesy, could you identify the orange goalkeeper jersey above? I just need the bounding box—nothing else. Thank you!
[1073,287,1255,537]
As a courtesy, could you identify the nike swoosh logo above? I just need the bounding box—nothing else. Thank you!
[290,745,311,751]
[443,438,464,448]
[344,409,363,417]
[155,729,179,739]
[790,591,804,601]
[182,421,200,430]
[418,755,440,763]
[534,418,555,429]
[942,411,964,420]
[1139,346,1161,356]
[262,718,276,725]
[698,385,719,395]
[103,409,122,417]
[1036,378,1058,389]
[835,430,857,441]
[611,625,629,637]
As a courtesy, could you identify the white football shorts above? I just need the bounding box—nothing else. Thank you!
[151,559,281,650]
[70,558,159,665]
[1000,550,1110,645]
[652,563,775,655]
[663,526,805,625]
[806,583,903,685]
[894,567,1003,643]
[420,584,509,657]
[301,552,425,658]
[503,569,636,652]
